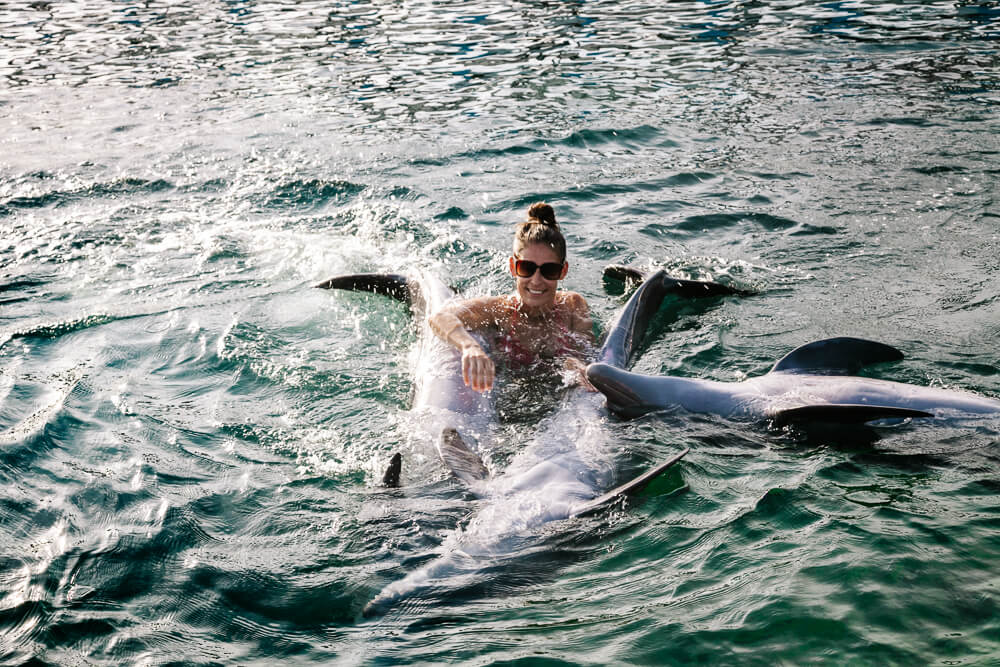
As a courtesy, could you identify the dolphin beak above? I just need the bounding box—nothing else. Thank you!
[586,363,645,415]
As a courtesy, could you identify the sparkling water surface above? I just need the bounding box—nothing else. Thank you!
[2,1,999,664]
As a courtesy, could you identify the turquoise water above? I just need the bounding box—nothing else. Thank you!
[2,1,999,664]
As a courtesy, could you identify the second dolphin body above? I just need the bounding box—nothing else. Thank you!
[586,337,1000,424]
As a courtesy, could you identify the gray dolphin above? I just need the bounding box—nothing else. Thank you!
[316,267,739,490]
[316,270,495,485]
[587,336,1000,424]
[317,267,741,615]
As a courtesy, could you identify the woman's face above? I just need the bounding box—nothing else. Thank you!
[509,242,567,312]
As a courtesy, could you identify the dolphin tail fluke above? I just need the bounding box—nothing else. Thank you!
[439,428,490,485]
[772,404,933,426]
[597,269,670,368]
[602,265,646,289]
[603,265,751,298]
[569,448,689,517]
[381,452,402,487]
[598,267,751,368]
[314,273,412,305]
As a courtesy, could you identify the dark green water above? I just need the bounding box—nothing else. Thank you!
[2,1,999,664]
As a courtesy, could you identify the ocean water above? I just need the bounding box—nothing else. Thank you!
[2,1,1000,664]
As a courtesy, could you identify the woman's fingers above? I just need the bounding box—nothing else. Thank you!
[462,348,494,392]
[563,357,597,392]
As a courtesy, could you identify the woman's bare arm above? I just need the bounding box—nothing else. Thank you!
[563,292,596,347]
[560,292,597,390]
[428,296,505,392]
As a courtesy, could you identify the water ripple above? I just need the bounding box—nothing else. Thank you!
[4,0,998,123]
[1,0,999,664]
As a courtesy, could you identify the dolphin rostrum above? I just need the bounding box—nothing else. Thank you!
[587,336,1000,424]
[317,267,743,615]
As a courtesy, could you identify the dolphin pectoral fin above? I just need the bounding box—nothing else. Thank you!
[381,452,402,488]
[772,404,934,426]
[439,428,490,485]
[314,273,412,305]
[569,448,689,518]
[770,337,905,375]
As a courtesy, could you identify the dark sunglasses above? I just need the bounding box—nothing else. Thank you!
[514,258,564,281]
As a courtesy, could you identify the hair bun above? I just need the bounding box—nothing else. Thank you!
[527,202,557,227]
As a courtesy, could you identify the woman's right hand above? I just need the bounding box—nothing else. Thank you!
[461,344,495,392]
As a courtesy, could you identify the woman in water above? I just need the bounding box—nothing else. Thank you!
[429,202,595,393]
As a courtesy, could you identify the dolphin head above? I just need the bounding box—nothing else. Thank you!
[586,362,664,418]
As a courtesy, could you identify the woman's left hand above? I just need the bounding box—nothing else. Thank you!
[563,357,597,392]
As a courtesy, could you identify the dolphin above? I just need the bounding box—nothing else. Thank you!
[317,267,743,615]
[315,270,495,485]
[586,336,1000,424]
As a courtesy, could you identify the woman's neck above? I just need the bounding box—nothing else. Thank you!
[513,293,560,320]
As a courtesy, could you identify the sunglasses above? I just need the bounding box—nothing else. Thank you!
[513,258,565,281]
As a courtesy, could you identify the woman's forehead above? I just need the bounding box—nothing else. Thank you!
[515,242,561,262]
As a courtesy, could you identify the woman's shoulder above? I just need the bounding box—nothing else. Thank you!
[446,294,514,325]
[556,290,594,339]
[556,290,589,311]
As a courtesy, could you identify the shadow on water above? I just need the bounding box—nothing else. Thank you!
[771,413,1000,463]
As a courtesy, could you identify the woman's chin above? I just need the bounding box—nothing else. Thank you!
[519,291,554,310]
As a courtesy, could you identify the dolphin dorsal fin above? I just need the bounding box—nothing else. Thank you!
[381,452,402,487]
[770,337,904,375]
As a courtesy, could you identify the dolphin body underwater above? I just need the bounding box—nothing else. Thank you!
[317,267,740,616]
[586,337,1000,424]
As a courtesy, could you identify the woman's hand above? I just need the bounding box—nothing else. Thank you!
[429,301,502,393]
[461,344,495,392]
[563,357,597,392]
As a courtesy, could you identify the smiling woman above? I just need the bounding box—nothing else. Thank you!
[428,202,596,392]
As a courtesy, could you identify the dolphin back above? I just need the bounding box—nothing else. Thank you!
[316,271,494,486]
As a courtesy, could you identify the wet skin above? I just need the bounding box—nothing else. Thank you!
[460,243,569,392]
